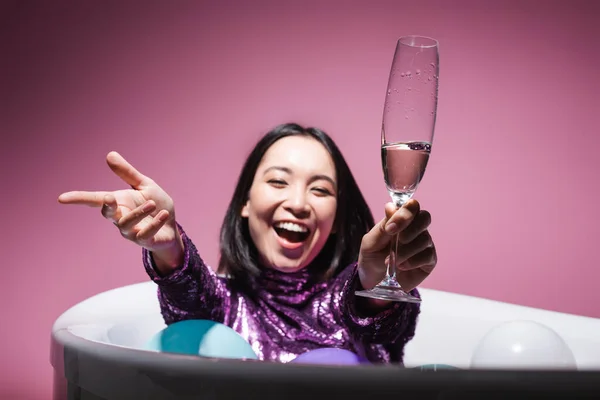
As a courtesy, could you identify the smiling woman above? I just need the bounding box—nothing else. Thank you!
[240,135,338,273]
[218,124,372,286]
[58,122,438,363]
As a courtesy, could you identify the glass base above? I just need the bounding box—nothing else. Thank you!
[355,278,421,303]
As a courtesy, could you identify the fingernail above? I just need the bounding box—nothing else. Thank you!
[142,202,154,212]
[385,222,397,234]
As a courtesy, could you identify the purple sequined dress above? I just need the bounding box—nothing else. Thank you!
[143,226,420,364]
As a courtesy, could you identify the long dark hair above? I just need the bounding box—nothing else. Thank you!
[217,123,374,289]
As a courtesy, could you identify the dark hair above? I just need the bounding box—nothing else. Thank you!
[217,123,374,289]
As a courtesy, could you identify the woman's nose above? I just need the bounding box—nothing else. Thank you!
[283,188,310,217]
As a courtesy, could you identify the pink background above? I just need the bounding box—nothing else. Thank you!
[3,0,599,398]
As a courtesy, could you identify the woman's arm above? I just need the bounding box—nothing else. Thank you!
[144,225,230,325]
[337,263,421,345]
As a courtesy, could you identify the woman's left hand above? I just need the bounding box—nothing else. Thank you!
[357,199,437,294]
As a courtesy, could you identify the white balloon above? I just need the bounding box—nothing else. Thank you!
[471,320,577,370]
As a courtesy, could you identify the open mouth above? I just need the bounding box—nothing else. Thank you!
[274,222,310,244]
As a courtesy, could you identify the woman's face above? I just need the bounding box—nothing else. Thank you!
[241,136,338,273]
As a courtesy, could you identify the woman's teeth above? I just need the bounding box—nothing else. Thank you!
[274,222,310,244]
[274,222,308,233]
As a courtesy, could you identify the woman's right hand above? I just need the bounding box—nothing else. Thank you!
[58,151,184,273]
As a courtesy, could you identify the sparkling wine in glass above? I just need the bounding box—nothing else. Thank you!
[356,35,439,303]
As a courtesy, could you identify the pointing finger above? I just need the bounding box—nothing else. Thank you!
[58,191,111,207]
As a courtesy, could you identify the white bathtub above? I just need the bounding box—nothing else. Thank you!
[51,282,600,399]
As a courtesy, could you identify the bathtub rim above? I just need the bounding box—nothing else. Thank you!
[51,323,600,399]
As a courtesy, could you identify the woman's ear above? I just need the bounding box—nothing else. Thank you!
[241,202,249,218]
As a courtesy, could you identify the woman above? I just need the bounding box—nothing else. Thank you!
[58,123,437,363]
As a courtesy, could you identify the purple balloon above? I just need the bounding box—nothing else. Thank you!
[291,348,368,365]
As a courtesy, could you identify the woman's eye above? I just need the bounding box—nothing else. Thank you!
[268,179,287,187]
[312,187,332,196]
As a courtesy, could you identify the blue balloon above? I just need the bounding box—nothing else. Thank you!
[144,319,258,360]
[291,348,368,365]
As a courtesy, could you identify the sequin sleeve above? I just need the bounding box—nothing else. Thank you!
[337,263,421,346]
[142,224,229,325]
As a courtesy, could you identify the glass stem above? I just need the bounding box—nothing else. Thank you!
[386,232,399,281]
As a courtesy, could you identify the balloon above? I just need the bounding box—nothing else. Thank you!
[291,348,368,365]
[470,320,577,370]
[144,319,258,360]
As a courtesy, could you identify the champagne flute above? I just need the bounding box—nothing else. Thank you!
[356,35,439,303]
